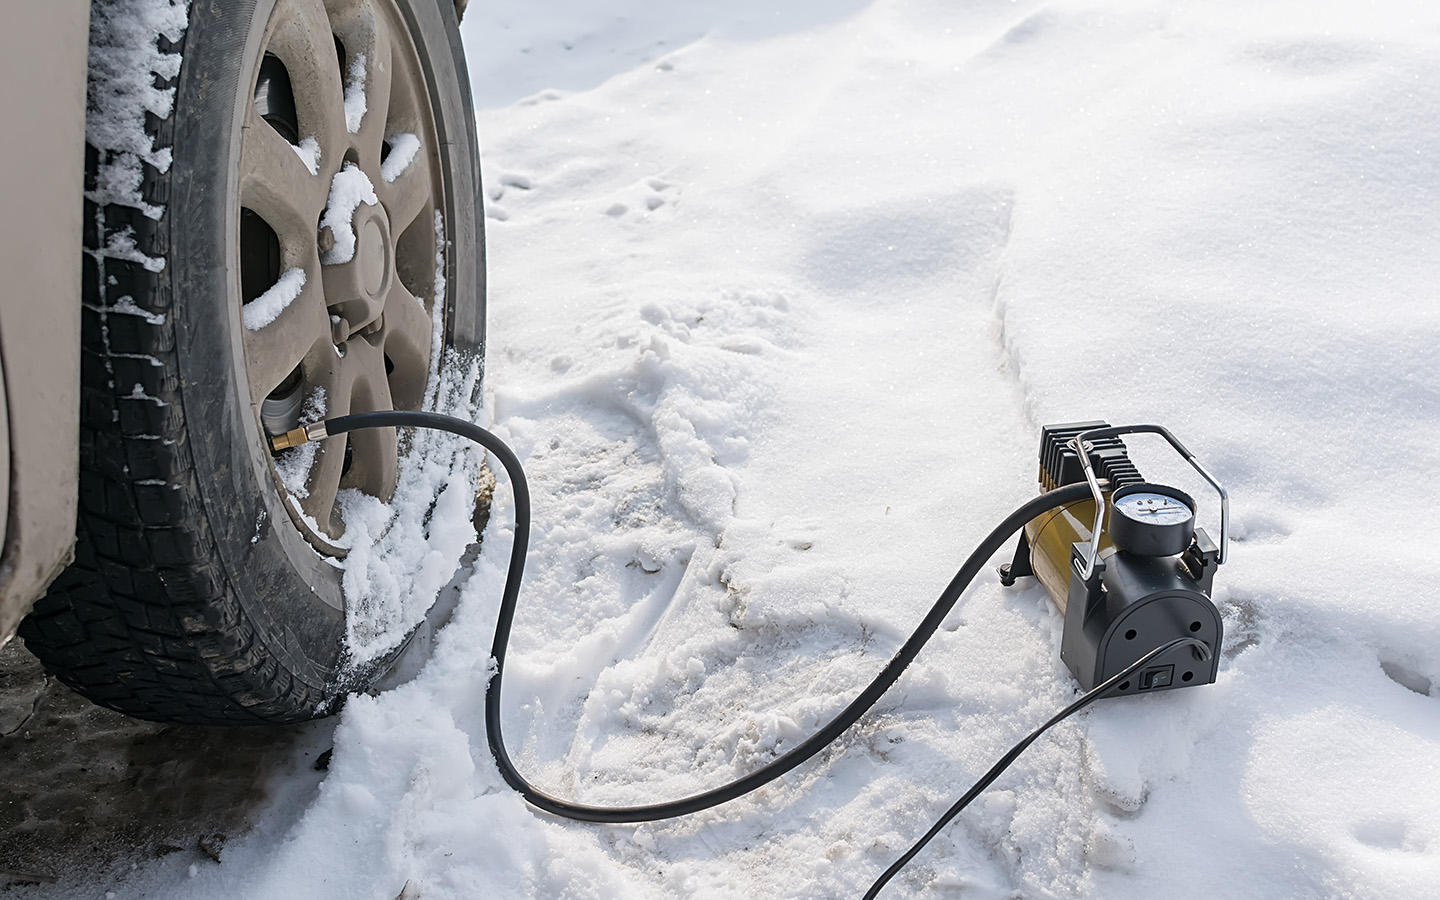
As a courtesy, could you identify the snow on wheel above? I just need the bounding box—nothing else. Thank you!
[19,0,484,725]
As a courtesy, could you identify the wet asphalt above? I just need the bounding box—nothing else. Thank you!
[0,638,333,890]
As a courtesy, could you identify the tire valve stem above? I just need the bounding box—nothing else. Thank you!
[269,420,329,451]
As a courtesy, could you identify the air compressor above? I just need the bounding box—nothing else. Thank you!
[998,421,1227,695]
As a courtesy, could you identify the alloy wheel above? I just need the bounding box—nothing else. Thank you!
[238,0,443,552]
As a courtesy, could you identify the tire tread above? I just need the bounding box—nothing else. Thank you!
[19,19,327,724]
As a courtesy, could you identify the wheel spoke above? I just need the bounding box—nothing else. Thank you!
[326,0,391,161]
[242,263,330,405]
[303,431,348,540]
[383,281,433,360]
[370,0,434,235]
[265,0,350,168]
[377,144,434,236]
[239,104,326,239]
[299,348,361,535]
[355,6,395,165]
[381,281,433,409]
[342,339,399,500]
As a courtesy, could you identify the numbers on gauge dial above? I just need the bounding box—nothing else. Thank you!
[1113,491,1193,525]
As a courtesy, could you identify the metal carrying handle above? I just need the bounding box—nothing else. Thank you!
[1070,424,1229,580]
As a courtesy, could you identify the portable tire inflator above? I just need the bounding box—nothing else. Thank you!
[999,421,1227,696]
[272,415,1227,898]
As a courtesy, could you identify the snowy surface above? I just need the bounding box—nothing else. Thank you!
[61,0,1440,897]
[85,0,190,221]
[381,132,422,183]
[338,349,485,667]
[345,52,369,133]
[319,163,378,265]
[241,267,306,330]
[293,135,322,176]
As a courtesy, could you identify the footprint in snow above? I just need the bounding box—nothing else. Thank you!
[603,177,676,220]
[1218,594,1263,659]
[1353,818,1421,852]
[1379,657,1434,697]
[485,172,535,220]
[517,89,564,107]
[489,171,533,201]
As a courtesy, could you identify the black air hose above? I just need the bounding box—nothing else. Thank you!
[307,410,1096,823]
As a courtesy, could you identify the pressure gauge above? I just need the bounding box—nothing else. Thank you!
[1108,483,1196,557]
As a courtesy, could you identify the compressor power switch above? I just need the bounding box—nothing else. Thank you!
[1139,666,1174,690]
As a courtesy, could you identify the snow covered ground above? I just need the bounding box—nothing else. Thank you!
[61,0,1440,897]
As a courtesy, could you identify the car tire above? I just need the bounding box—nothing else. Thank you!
[19,0,484,725]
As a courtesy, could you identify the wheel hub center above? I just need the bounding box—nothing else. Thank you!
[359,217,388,299]
[322,201,394,340]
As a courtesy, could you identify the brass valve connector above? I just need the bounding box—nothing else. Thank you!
[268,421,330,451]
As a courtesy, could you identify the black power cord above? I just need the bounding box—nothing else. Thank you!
[291,411,1208,895]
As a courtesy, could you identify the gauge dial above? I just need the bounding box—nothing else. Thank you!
[1113,491,1193,526]
[1108,483,1197,557]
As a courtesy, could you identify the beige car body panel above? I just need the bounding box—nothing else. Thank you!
[0,1,88,644]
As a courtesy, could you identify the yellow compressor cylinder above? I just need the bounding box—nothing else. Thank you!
[1023,497,1114,615]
